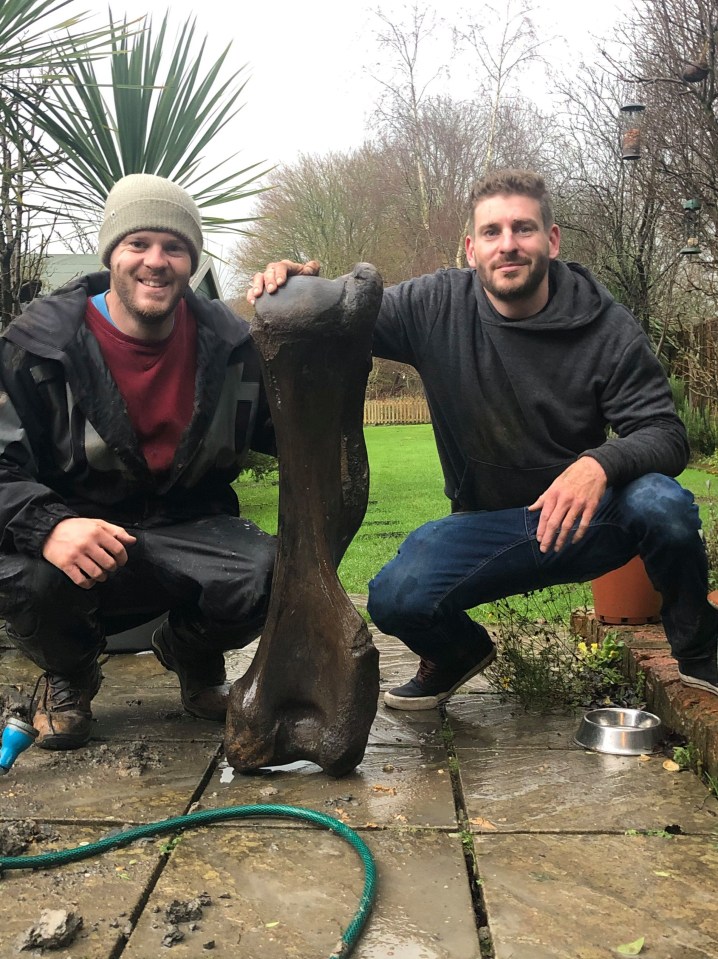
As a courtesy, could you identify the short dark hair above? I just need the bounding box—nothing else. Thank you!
[468,169,554,231]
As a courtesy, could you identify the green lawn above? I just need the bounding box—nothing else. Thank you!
[234,425,445,593]
[234,425,718,616]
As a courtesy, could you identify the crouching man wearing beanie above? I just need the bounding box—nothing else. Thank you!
[0,174,276,749]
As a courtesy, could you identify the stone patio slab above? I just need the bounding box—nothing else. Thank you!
[90,687,224,742]
[82,689,445,750]
[460,745,718,833]
[446,696,580,750]
[203,746,458,829]
[0,741,218,822]
[0,824,161,957]
[476,833,718,959]
[124,826,481,959]
[368,701,444,748]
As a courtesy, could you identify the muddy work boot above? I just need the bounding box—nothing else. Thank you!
[33,663,103,750]
[151,620,230,722]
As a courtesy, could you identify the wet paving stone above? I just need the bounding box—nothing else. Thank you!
[460,745,718,833]
[0,824,161,958]
[3,622,718,958]
[202,746,458,829]
[0,647,43,686]
[476,833,718,959]
[446,696,582,750]
[368,701,444,749]
[123,826,481,959]
[0,740,219,822]
[90,687,225,743]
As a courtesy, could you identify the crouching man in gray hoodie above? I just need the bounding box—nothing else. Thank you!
[249,168,718,709]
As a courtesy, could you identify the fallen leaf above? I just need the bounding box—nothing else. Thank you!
[371,784,397,795]
[364,822,380,829]
[265,922,279,928]
[662,760,681,772]
[615,936,645,955]
[638,755,651,762]
[653,871,671,877]
[393,814,407,823]
[469,817,498,830]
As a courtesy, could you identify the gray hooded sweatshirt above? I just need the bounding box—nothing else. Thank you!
[373,260,688,511]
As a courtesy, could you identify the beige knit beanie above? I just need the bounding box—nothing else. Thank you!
[98,174,203,273]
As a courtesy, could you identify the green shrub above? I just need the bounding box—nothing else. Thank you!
[486,590,643,710]
[238,450,278,483]
[671,377,718,456]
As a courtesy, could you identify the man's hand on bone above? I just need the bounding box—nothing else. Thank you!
[247,260,321,305]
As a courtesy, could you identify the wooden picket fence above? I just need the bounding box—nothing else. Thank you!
[363,395,431,425]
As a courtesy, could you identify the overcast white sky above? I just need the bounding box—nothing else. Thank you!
[87,0,635,271]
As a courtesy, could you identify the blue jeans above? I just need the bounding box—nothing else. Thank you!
[368,474,717,669]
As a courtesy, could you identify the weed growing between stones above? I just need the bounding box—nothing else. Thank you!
[440,712,495,959]
[672,741,718,799]
[485,587,644,710]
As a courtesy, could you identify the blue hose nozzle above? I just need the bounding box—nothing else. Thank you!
[0,717,38,774]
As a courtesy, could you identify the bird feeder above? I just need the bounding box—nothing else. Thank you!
[620,103,646,160]
[680,199,702,255]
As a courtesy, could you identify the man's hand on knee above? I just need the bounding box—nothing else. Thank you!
[42,517,137,589]
[529,457,607,553]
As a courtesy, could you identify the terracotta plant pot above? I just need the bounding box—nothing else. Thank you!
[591,555,662,625]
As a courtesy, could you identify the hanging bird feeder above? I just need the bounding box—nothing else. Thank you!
[680,199,702,255]
[620,103,646,160]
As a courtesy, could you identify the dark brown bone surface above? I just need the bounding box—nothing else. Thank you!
[224,264,383,777]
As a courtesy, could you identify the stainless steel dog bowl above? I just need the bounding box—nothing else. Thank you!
[574,708,662,756]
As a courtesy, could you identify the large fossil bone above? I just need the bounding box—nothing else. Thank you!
[224,264,383,777]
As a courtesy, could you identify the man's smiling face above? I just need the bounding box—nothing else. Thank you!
[107,230,192,340]
[465,194,560,319]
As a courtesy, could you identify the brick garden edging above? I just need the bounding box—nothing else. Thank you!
[571,611,718,779]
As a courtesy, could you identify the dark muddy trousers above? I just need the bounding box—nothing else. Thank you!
[0,515,276,677]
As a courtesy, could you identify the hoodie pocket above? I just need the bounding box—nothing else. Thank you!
[455,458,573,511]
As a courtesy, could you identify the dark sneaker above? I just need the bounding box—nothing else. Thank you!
[678,599,718,697]
[33,663,103,750]
[678,658,718,697]
[384,637,497,710]
[151,620,230,722]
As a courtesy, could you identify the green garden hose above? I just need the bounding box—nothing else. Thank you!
[0,803,377,959]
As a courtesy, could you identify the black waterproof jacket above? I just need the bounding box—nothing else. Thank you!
[0,272,274,557]
[374,260,689,511]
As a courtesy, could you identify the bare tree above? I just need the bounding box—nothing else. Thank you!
[455,0,548,175]
[599,0,718,407]
[229,146,394,288]
[369,4,447,251]
[551,67,679,345]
